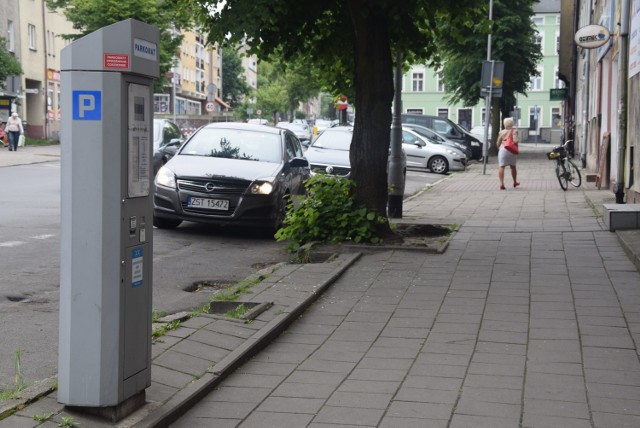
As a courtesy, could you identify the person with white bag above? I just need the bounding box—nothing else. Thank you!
[6,112,24,151]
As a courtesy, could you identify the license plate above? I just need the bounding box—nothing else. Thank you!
[187,197,229,211]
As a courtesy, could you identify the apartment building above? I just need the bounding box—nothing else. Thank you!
[0,0,21,124]
[3,3,231,138]
[1,0,75,139]
[402,0,563,143]
[154,29,228,121]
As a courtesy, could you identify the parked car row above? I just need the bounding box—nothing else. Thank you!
[401,113,484,160]
[152,114,479,231]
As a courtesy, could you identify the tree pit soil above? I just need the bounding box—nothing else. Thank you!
[311,223,456,255]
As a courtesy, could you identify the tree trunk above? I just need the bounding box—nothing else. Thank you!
[347,1,394,233]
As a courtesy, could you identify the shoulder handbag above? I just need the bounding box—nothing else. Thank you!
[504,130,519,154]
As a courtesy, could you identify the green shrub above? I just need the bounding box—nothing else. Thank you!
[275,174,385,251]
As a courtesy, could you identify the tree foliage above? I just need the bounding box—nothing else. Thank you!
[0,37,22,89]
[184,0,483,232]
[221,47,251,108]
[436,0,542,151]
[45,0,192,90]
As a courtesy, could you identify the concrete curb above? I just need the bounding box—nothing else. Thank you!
[133,252,362,428]
[617,229,640,272]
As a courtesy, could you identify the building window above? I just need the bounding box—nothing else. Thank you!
[534,32,543,55]
[512,107,522,125]
[556,31,560,54]
[437,108,448,119]
[28,24,37,50]
[529,67,542,91]
[154,94,170,113]
[436,71,445,92]
[554,67,565,88]
[406,108,423,114]
[7,20,15,52]
[529,106,541,131]
[532,16,544,25]
[552,107,562,128]
[412,72,424,92]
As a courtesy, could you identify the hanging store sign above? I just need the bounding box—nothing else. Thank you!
[574,24,611,49]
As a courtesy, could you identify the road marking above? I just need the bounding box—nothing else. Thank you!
[0,241,26,247]
[0,235,55,247]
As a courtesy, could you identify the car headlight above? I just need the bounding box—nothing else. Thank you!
[249,180,274,195]
[155,166,176,189]
[471,141,480,147]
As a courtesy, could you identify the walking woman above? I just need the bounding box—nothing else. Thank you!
[6,112,24,151]
[496,117,520,189]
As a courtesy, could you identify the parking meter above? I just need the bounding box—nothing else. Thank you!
[58,19,159,418]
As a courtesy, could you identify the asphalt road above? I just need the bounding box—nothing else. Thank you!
[0,160,444,389]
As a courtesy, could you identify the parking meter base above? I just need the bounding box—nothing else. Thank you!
[66,391,146,423]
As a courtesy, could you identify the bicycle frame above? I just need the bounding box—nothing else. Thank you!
[548,141,582,190]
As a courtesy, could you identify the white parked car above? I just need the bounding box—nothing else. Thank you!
[402,127,467,174]
[469,125,492,144]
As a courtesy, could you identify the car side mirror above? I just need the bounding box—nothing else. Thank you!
[290,157,309,168]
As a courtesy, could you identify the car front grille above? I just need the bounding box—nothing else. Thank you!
[177,178,250,216]
[309,164,351,177]
[177,178,249,195]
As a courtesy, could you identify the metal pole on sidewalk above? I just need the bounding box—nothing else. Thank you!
[482,0,494,175]
[388,51,404,218]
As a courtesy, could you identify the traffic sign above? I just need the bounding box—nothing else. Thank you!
[480,61,504,98]
[206,102,215,112]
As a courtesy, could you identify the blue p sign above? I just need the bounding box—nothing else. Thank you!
[72,91,102,120]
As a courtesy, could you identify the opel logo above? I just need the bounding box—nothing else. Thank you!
[205,182,218,192]
[325,166,334,174]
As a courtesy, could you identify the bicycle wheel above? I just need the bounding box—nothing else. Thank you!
[556,161,568,190]
[566,159,582,187]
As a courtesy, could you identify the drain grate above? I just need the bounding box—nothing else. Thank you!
[184,280,235,293]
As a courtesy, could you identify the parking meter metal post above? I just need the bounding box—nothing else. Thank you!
[59,19,159,420]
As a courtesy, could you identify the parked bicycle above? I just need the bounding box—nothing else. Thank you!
[547,140,581,190]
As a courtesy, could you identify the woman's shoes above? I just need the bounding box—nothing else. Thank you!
[500,185,506,190]
[514,182,520,188]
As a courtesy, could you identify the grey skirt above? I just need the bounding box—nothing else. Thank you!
[498,147,517,167]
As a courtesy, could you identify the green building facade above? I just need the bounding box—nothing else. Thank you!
[401,1,564,143]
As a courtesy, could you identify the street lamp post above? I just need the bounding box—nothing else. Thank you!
[388,52,405,218]
[482,0,494,175]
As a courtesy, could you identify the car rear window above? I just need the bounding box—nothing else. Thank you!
[181,128,282,163]
[311,129,352,150]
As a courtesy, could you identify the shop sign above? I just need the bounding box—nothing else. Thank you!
[574,24,611,49]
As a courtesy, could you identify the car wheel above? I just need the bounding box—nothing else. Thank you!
[272,192,289,231]
[428,156,449,174]
[153,216,182,229]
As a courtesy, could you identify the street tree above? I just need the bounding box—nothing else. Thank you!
[221,47,251,108]
[255,78,289,124]
[45,0,191,90]
[0,37,22,89]
[185,0,482,236]
[437,0,543,155]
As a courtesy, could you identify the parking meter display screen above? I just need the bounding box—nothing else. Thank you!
[128,83,151,197]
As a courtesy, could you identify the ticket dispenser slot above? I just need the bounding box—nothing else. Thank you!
[58,19,159,420]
